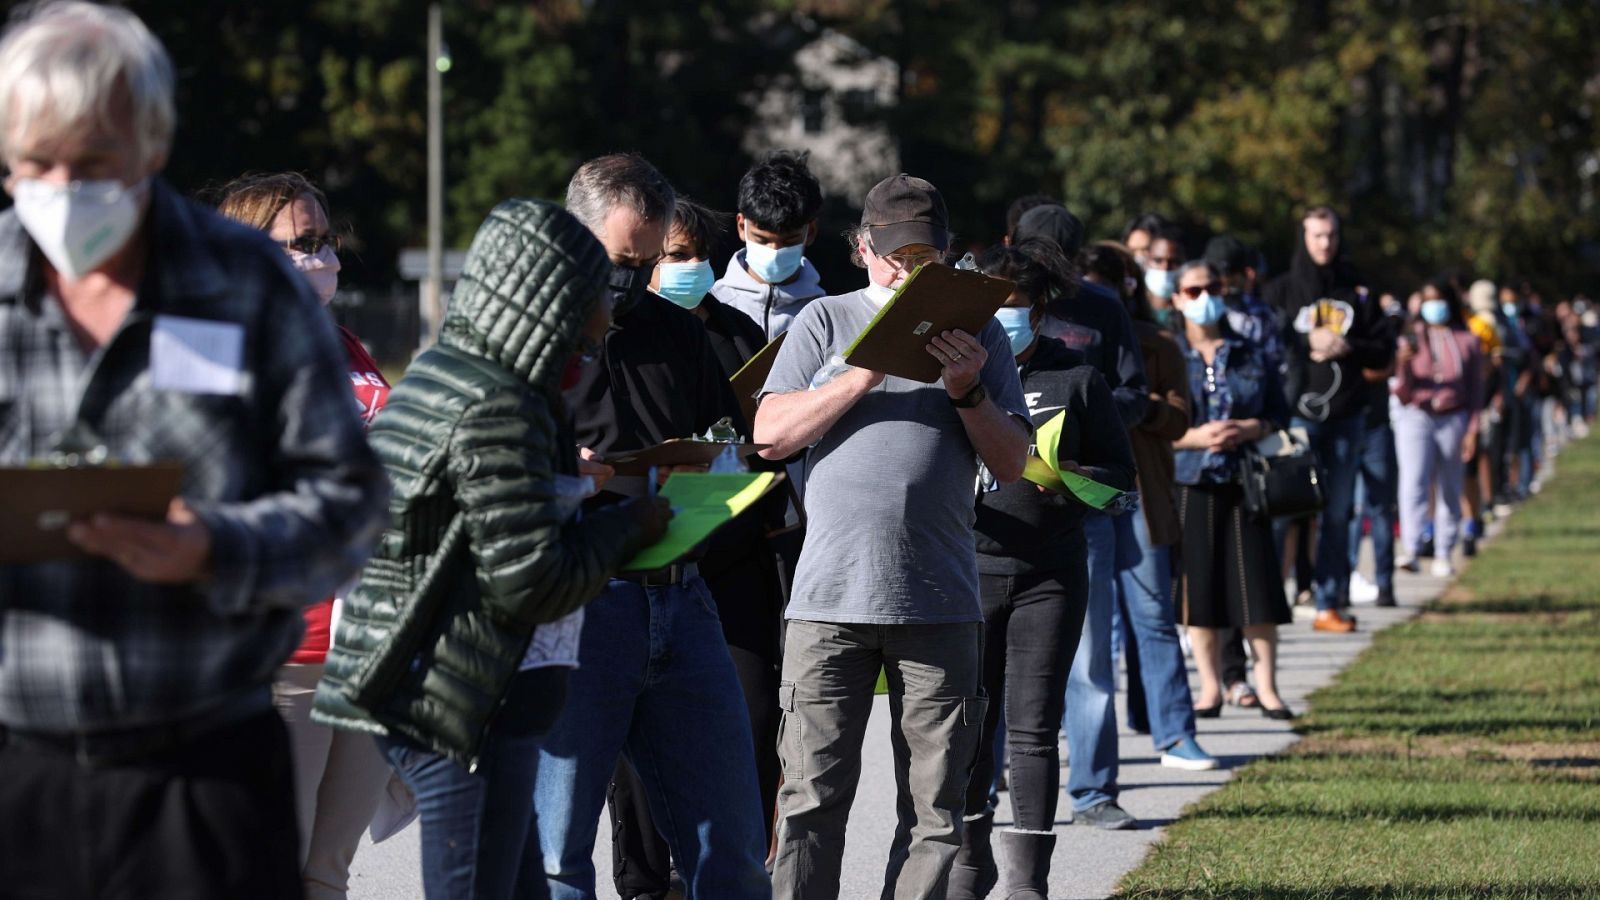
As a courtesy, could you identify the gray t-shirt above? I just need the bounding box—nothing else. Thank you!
[761,289,1029,624]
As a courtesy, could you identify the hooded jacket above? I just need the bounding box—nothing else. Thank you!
[312,200,649,768]
[1265,223,1392,422]
[709,249,826,339]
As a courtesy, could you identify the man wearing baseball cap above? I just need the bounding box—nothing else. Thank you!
[755,174,1032,898]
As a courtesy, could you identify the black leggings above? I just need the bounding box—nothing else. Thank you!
[608,547,784,897]
[966,551,1088,830]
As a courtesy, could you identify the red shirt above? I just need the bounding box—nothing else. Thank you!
[289,327,390,665]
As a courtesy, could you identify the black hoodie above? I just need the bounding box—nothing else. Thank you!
[1265,224,1392,422]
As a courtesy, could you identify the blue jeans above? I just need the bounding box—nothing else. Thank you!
[1277,415,1366,611]
[1348,423,1398,590]
[1064,514,1119,811]
[376,667,568,900]
[532,575,768,900]
[1113,509,1196,751]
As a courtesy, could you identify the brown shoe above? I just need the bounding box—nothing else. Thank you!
[1313,609,1358,633]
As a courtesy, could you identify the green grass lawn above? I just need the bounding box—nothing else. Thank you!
[1116,436,1600,900]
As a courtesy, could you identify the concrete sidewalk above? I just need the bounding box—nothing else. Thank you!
[347,545,1474,900]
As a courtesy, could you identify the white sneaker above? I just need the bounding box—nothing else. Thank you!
[1431,559,1455,578]
[1349,572,1380,604]
[1395,553,1420,573]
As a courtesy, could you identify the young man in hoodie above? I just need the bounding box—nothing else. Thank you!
[710,150,828,339]
[1264,206,1393,632]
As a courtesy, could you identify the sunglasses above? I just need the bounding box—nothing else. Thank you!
[1179,282,1223,299]
[280,233,340,255]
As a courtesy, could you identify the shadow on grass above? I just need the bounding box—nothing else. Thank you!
[1182,803,1600,824]
[1423,595,1599,615]
[1119,885,1600,899]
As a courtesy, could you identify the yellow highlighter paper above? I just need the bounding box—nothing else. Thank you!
[621,471,784,571]
[1020,411,1127,511]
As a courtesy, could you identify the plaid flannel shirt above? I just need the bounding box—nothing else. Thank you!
[0,179,389,733]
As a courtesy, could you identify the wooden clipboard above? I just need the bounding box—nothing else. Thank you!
[730,332,788,425]
[598,440,771,476]
[0,463,185,564]
[843,265,1014,383]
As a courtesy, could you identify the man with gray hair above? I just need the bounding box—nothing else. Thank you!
[531,153,770,900]
[0,3,388,897]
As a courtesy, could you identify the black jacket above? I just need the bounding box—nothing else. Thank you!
[974,337,1137,575]
[564,291,746,461]
[1041,278,1150,429]
[1266,230,1392,422]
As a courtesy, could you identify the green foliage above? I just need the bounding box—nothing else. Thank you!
[9,1,1592,294]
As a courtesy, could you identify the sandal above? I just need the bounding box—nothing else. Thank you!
[1227,682,1260,709]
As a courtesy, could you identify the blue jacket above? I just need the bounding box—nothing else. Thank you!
[1173,330,1289,486]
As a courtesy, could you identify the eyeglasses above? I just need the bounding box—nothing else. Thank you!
[869,238,943,271]
[280,233,340,255]
[1179,282,1223,299]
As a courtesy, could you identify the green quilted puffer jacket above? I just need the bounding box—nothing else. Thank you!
[312,199,645,768]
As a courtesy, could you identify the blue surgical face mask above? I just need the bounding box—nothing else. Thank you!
[994,307,1036,356]
[1420,298,1451,326]
[655,260,714,309]
[1502,302,1520,321]
[1145,267,1177,300]
[1182,291,1227,326]
[744,238,805,284]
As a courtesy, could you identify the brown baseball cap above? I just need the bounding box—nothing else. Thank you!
[862,174,949,253]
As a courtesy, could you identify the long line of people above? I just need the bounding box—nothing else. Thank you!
[2,5,1598,900]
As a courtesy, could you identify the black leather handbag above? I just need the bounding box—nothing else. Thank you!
[1238,431,1324,520]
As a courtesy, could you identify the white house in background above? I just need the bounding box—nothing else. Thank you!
[744,28,899,202]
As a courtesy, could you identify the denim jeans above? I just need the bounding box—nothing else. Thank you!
[1276,415,1366,610]
[1348,423,1398,590]
[968,546,1088,831]
[376,667,568,900]
[1113,509,1196,750]
[773,620,984,900]
[532,576,768,900]
[1064,513,1119,811]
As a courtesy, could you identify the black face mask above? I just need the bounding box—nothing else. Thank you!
[608,263,650,318]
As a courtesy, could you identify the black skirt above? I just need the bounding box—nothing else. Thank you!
[1175,482,1292,629]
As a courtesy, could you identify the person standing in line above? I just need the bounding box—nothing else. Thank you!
[1139,225,1186,331]
[0,5,389,897]
[605,197,789,900]
[1080,242,1218,763]
[1392,280,1486,578]
[710,150,827,339]
[757,174,1032,899]
[313,199,674,900]
[1463,279,1506,553]
[1010,202,1150,832]
[1265,206,1392,633]
[1170,261,1297,720]
[532,154,771,900]
[1343,290,1404,607]
[948,241,1137,900]
[216,172,398,900]
[1121,211,1172,271]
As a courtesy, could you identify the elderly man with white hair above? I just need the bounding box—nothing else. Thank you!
[0,3,389,897]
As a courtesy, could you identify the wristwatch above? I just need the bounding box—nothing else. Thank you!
[949,382,987,409]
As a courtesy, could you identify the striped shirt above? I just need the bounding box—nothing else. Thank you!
[0,179,389,733]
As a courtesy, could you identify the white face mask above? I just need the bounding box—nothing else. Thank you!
[289,245,341,305]
[11,177,148,280]
[864,282,897,308]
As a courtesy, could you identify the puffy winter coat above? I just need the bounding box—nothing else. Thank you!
[312,199,646,768]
